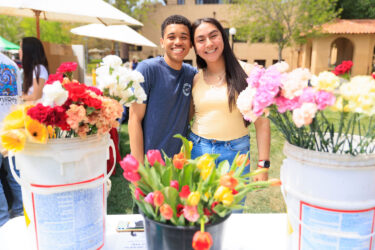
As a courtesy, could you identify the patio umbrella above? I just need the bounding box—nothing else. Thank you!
[71,24,157,48]
[0,36,20,51]
[0,0,143,39]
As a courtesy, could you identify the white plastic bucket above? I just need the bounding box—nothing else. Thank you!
[281,142,375,250]
[9,134,116,250]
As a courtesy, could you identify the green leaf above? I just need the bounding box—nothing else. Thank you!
[180,164,193,187]
[174,134,191,159]
[161,167,172,187]
[218,160,230,175]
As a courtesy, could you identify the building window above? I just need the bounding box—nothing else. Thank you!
[178,0,185,4]
[129,45,142,52]
[254,59,266,67]
[196,0,230,4]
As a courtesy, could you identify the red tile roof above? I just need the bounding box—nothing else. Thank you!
[322,19,375,34]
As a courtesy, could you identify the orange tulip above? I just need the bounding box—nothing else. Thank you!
[235,154,250,166]
[173,152,186,169]
[160,204,173,220]
[153,191,164,207]
[268,178,282,186]
[219,171,238,189]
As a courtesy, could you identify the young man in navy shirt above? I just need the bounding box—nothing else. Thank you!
[129,15,197,163]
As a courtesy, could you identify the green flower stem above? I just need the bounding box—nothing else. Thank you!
[200,218,205,232]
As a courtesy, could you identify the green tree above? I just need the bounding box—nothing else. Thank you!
[0,16,24,44]
[337,0,375,19]
[233,0,340,61]
[20,18,72,44]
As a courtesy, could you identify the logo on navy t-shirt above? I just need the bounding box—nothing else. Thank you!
[183,83,191,97]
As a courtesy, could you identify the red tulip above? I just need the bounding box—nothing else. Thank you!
[179,185,190,199]
[120,154,140,182]
[120,154,139,172]
[147,150,165,166]
[153,191,164,207]
[134,188,145,200]
[170,180,179,191]
[176,204,184,217]
[160,204,173,220]
[192,231,213,250]
[211,202,219,214]
[173,152,186,169]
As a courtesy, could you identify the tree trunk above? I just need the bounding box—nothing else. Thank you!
[120,43,129,62]
[278,46,283,62]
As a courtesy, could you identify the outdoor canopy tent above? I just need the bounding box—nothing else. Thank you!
[0,0,143,38]
[0,36,20,51]
[70,24,157,48]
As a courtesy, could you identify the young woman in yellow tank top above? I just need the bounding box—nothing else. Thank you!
[189,18,270,182]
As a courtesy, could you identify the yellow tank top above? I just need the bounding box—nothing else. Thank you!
[191,70,248,141]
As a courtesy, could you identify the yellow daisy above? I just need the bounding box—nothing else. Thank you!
[25,119,48,144]
[3,110,25,130]
[1,129,26,152]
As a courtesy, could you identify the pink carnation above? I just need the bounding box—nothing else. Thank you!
[275,96,300,113]
[66,104,87,130]
[246,66,265,88]
[299,87,316,104]
[315,91,336,110]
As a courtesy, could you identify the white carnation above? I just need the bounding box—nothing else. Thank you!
[42,81,69,106]
[102,55,122,68]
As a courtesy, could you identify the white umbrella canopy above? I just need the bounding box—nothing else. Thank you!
[71,24,157,48]
[0,0,142,38]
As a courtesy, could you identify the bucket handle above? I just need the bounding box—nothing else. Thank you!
[8,137,116,194]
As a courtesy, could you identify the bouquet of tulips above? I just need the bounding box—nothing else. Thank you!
[120,135,281,250]
[237,60,375,156]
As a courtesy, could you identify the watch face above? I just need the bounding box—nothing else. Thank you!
[264,161,270,168]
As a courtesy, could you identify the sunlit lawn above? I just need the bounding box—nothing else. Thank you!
[107,123,287,214]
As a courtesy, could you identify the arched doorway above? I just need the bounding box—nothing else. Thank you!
[329,38,354,67]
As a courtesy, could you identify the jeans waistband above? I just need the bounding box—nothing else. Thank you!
[188,132,249,145]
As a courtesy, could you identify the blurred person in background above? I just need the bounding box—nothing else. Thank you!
[19,37,49,102]
[0,51,23,227]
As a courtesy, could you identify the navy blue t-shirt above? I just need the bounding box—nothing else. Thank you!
[136,57,197,157]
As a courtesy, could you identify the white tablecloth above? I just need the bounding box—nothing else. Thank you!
[0,213,288,250]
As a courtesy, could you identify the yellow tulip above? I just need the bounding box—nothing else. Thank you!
[187,191,200,206]
[25,119,48,144]
[200,164,213,180]
[1,129,26,152]
[221,191,234,206]
[197,153,214,170]
[3,110,25,130]
[214,186,230,201]
[188,141,193,151]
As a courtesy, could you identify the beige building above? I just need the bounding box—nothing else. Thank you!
[130,1,375,76]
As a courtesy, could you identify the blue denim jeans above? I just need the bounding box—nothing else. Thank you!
[0,156,23,227]
[188,132,250,177]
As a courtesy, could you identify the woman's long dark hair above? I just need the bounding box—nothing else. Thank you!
[191,18,249,126]
[21,37,49,94]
